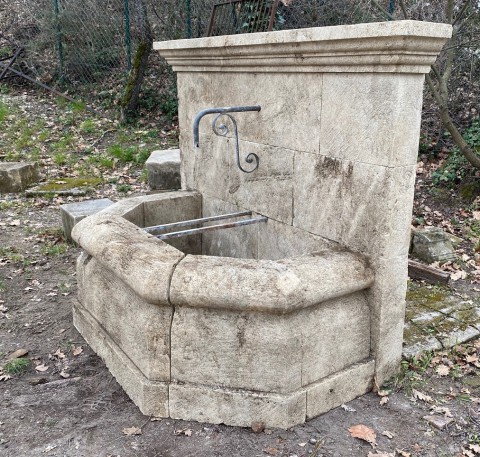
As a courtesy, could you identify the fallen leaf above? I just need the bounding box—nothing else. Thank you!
[380,396,389,406]
[8,349,29,360]
[377,390,390,397]
[10,219,20,226]
[184,429,192,436]
[72,346,83,356]
[59,370,70,379]
[451,270,468,281]
[469,444,480,454]
[35,364,49,372]
[0,374,12,382]
[473,211,480,220]
[463,448,475,457]
[150,417,162,422]
[412,389,433,403]
[263,447,278,456]
[396,450,411,457]
[367,453,394,457]
[466,355,478,364]
[53,349,65,359]
[43,444,57,453]
[436,364,450,376]
[348,424,377,446]
[123,426,142,436]
[298,442,307,447]
[431,406,452,417]
[382,431,395,439]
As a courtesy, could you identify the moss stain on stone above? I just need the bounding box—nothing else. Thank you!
[36,177,102,192]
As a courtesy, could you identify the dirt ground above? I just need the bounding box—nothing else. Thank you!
[0,199,479,457]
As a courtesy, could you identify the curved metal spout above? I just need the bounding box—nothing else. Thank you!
[193,105,261,148]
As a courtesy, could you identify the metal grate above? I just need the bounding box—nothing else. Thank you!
[207,0,279,37]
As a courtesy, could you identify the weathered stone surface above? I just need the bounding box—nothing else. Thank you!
[201,196,258,259]
[77,255,172,381]
[72,214,184,305]
[155,20,452,74]
[170,249,374,314]
[368,256,409,384]
[73,300,169,417]
[171,293,370,394]
[169,382,306,429]
[411,227,456,264]
[320,73,424,167]
[305,360,375,420]
[97,196,145,226]
[0,162,39,193]
[257,218,337,260]
[293,155,416,259]
[60,198,113,242]
[142,191,202,254]
[146,149,181,190]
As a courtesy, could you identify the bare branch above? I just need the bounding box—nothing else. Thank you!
[399,0,408,19]
[452,0,471,26]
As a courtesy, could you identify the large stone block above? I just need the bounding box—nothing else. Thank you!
[72,214,184,306]
[146,149,181,190]
[320,73,424,167]
[73,301,169,417]
[0,162,39,193]
[169,382,306,429]
[293,153,416,259]
[77,255,172,381]
[60,198,113,242]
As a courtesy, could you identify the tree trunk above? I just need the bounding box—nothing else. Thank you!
[120,0,152,123]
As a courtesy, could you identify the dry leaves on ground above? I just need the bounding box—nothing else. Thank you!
[122,426,142,436]
[348,424,377,446]
[412,389,433,403]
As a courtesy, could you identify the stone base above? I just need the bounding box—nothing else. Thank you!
[60,199,113,242]
[73,297,374,428]
[146,149,181,190]
[0,162,39,193]
[73,300,170,417]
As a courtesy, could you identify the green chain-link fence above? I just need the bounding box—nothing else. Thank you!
[0,0,398,107]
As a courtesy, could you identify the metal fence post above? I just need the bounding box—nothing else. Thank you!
[389,0,395,19]
[186,0,192,38]
[124,0,132,70]
[53,0,65,81]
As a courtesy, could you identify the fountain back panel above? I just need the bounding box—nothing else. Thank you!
[72,20,452,428]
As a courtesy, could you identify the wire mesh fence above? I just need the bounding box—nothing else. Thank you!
[2,0,475,123]
[0,0,395,90]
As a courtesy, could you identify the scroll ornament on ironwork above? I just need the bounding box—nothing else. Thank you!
[193,106,261,173]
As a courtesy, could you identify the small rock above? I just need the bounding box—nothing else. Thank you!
[251,421,265,433]
[309,438,317,445]
[411,227,456,264]
[28,377,48,386]
[423,415,454,430]
[7,348,29,360]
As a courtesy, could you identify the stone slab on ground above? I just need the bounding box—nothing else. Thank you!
[0,162,39,193]
[146,149,181,190]
[60,198,113,242]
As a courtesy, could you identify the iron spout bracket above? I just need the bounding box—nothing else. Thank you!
[193,105,261,173]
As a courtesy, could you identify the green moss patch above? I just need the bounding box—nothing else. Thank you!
[35,177,102,192]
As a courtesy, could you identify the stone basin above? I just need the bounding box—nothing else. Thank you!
[72,20,451,428]
[72,192,375,428]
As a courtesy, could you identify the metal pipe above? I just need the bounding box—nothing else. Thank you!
[156,216,268,240]
[193,105,261,148]
[144,211,252,234]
